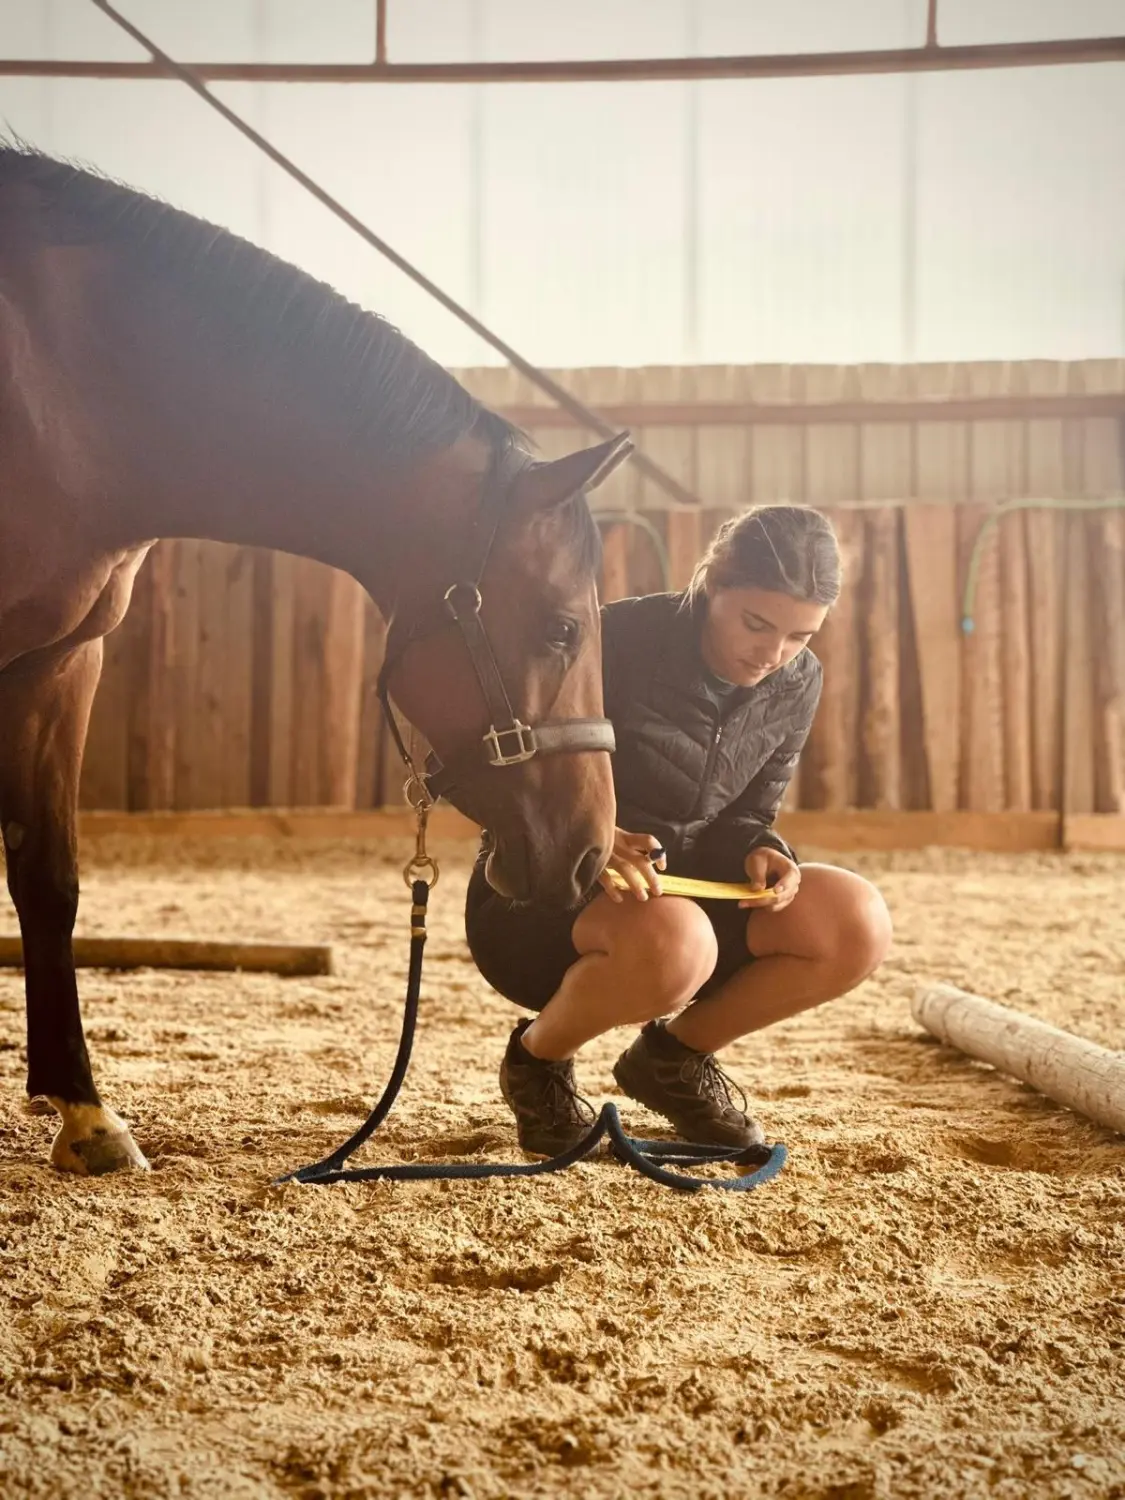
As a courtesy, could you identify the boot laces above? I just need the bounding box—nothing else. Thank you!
[540,1065,596,1127]
[679,1053,748,1118]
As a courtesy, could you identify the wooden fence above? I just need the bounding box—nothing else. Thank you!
[80,359,1125,820]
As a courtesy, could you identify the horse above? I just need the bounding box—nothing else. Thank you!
[0,146,622,1175]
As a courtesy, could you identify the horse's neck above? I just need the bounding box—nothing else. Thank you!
[5,220,490,616]
[150,448,395,609]
[104,356,441,616]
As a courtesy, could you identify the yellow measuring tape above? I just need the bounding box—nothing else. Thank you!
[604,869,778,902]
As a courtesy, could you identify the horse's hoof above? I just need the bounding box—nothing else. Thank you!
[24,1095,55,1116]
[48,1101,150,1176]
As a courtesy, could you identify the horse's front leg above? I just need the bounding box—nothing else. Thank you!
[0,639,148,1174]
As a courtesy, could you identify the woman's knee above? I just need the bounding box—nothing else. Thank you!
[576,895,718,1003]
[753,865,892,981]
[641,901,720,1002]
[811,867,892,979]
[846,881,893,979]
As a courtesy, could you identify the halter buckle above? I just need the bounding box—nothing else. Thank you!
[483,721,537,767]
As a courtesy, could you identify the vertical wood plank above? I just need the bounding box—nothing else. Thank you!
[646,367,699,593]
[1075,359,1125,495]
[249,549,275,808]
[750,366,809,810]
[694,365,757,619]
[80,614,133,811]
[694,364,752,515]
[635,365,697,524]
[802,508,861,809]
[902,505,960,811]
[1088,511,1125,812]
[666,509,702,593]
[112,564,152,812]
[521,364,588,467]
[354,597,388,810]
[600,524,631,602]
[572,367,646,594]
[1064,514,1096,815]
[857,366,911,808]
[146,541,177,810]
[802,365,860,514]
[860,508,902,809]
[123,551,155,813]
[910,363,969,811]
[1075,361,1125,813]
[1024,509,1065,811]
[1060,365,1092,817]
[999,513,1032,810]
[895,513,929,811]
[267,550,296,808]
[193,542,233,809]
[957,505,1003,810]
[222,545,255,808]
[747,365,806,505]
[961,362,1021,811]
[1023,362,1068,811]
[582,366,643,517]
[126,543,176,811]
[319,570,366,805]
[171,539,202,811]
[972,363,1030,809]
[800,365,861,811]
[573,369,642,603]
[289,557,326,807]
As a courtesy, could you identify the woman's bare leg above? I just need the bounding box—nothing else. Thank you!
[666,864,892,1055]
[520,894,718,1061]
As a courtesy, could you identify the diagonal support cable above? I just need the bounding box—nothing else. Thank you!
[88,0,702,509]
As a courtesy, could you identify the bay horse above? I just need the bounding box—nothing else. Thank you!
[0,146,622,1175]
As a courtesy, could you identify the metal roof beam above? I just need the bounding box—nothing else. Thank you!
[3,36,1124,83]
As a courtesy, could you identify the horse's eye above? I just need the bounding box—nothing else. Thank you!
[545,616,579,652]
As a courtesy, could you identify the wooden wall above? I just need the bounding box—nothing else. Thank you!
[80,360,1125,818]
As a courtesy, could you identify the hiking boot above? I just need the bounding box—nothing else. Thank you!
[500,1020,597,1158]
[612,1020,765,1150]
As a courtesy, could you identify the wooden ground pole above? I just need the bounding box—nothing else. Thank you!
[913,982,1125,1134]
[0,936,333,977]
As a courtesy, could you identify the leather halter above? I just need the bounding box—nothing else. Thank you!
[376,443,616,811]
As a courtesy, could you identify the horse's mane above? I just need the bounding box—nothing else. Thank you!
[0,142,521,467]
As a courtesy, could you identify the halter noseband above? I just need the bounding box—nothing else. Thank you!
[376,445,616,809]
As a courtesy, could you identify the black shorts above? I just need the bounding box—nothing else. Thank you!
[464,855,756,1013]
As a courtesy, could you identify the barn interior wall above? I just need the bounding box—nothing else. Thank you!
[78,360,1125,820]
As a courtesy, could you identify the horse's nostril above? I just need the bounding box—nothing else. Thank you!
[574,845,605,899]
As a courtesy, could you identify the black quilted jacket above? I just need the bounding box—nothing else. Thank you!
[601,591,822,880]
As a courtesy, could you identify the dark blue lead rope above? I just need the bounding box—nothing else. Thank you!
[278,881,787,1194]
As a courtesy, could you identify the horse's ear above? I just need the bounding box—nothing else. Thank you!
[514,432,634,512]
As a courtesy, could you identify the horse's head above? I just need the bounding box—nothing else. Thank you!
[383,433,627,908]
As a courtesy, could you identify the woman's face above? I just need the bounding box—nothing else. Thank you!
[700,585,828,687]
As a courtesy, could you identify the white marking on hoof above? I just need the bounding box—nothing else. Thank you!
[47,1099,150,1175]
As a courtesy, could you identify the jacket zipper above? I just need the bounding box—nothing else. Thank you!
[691,720,723,818]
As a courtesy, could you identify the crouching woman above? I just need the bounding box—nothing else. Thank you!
[466,504,892,1155]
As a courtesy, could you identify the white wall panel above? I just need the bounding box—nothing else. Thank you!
[0,0,1121,366]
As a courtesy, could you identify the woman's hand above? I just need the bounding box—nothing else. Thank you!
[598,828,667,903]
[740,846,801,911]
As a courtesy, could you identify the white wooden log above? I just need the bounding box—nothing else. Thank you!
[912,982,1125,1134]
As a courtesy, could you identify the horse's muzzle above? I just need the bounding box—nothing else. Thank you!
[485,832,606,909]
